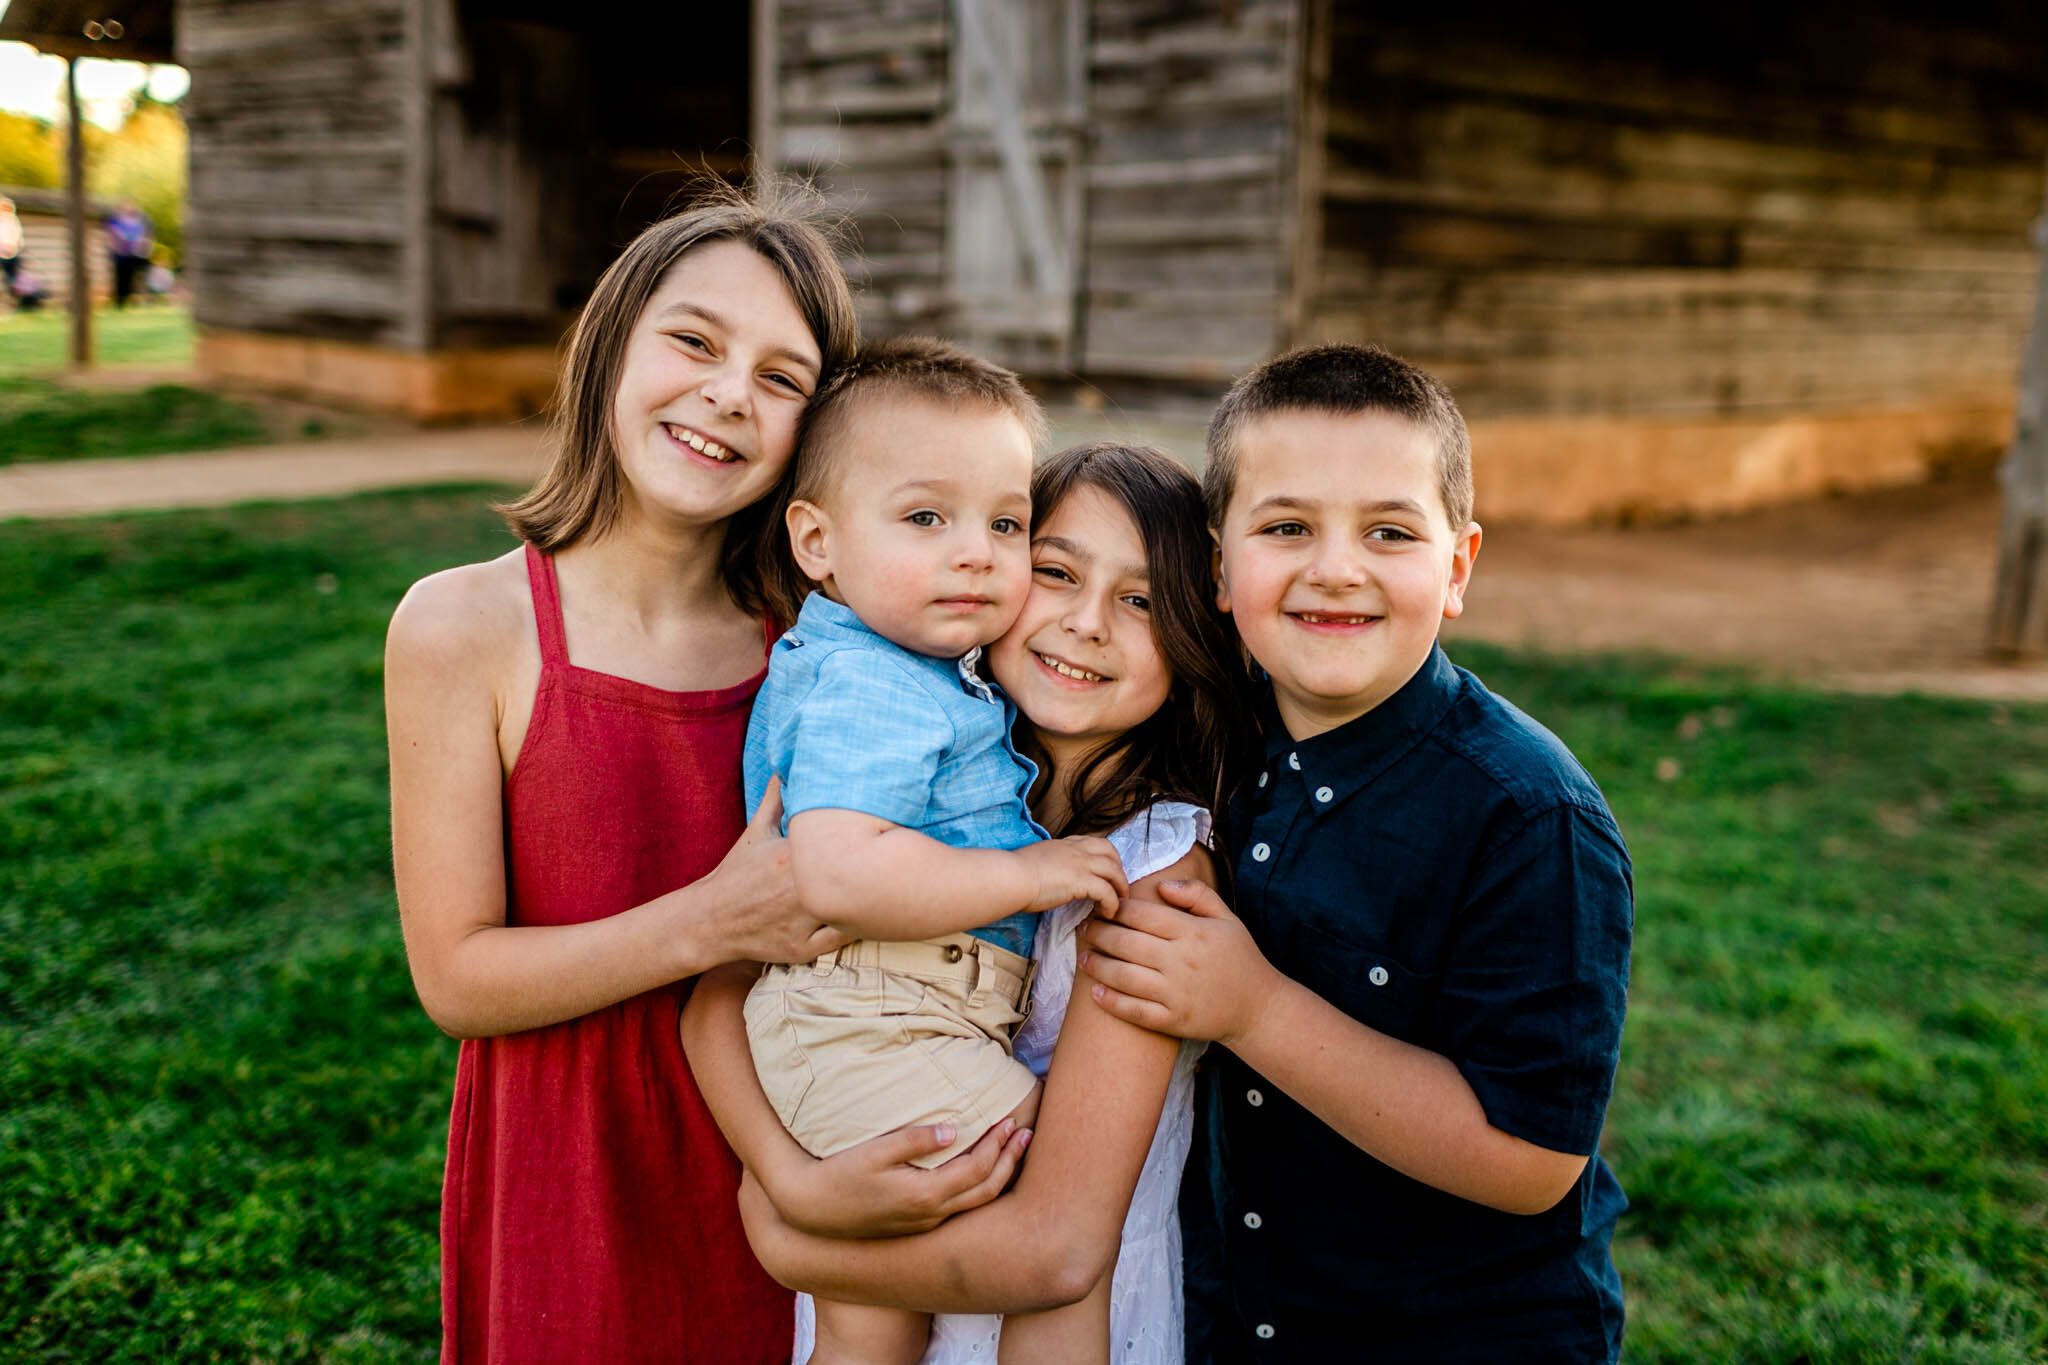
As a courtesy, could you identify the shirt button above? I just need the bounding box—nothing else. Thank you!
[1314,785,1333,803]
[1369,965,1389,986]
[1287,752,1300,770]
[1251,842,1272,863]
[1255,1324,1276,1340]
[1257,771,1269,789]
[1243,1211,1262,1229]
[1245,1088,1264,1106]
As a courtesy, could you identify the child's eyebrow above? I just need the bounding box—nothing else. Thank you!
[1248,494,1428,518]
[650,301,821,373]
[1034,535,1147,579]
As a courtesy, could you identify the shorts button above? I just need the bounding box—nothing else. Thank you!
[1251,842,1272,862]
[1243,1211,1262,1229]
[943,945,964,963]
[1255,1324,1276,1340]
[1369,965,1389,986]
[1246,1088,1264,1106]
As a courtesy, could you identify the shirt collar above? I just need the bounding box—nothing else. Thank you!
[790,592,998,702]
[1260,644,1462,798]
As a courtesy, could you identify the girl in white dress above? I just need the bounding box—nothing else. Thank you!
[686,442,1257,1363]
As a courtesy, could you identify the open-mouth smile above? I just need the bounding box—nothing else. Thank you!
[1035,651,1110,683]
[663,423,741,463]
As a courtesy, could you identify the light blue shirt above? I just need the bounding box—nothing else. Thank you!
[743,592,1044,958]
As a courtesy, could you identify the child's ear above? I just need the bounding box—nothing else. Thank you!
[785,499,834,585]
[1441,521,1482,620]
[1210,531,1231,614]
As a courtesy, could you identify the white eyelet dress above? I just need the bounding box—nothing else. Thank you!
[791,801,1211,1365]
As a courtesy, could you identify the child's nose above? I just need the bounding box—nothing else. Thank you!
[953,527,996,569]
[1064,595,1108,640]
[698,362,750,418]
[1307,540,1367,587]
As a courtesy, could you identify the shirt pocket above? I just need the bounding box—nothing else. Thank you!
[1289,918,1433,1046]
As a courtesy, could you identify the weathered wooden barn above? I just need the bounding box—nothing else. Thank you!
[8,0,2043,522]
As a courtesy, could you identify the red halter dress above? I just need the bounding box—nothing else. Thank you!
[439,545,792,1363]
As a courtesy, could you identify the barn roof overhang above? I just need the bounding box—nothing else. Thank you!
[0,1,175,64]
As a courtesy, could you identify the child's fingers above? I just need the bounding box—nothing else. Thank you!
[1100,896,1185,938]
[741,776,785,843]
[1087,979,1173,1033]
[1077,939,1172,999]
[1155,877,1229,917]
[851,1121,959,1171]
[935,1123,1030,1217]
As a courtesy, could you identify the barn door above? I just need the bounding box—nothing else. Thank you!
[946,0,1085,372]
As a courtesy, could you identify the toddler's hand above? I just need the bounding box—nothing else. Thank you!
[1015,835,1127,916]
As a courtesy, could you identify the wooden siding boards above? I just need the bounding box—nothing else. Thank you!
[1077,0,1297,381]
[179,0,417,346]
[1303,5,2048,420]
[772,0,952,336]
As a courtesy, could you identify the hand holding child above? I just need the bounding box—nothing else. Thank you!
[1015,834,1129,916]
[700,778,849,965]
[1078,879,1280,1046]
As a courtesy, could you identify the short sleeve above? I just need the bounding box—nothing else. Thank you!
[1440,804,1634,1157]
[780,650,956,828]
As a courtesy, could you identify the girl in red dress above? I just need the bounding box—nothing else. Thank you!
[386,188,1001,1363]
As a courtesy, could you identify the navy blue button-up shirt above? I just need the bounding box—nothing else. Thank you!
[1184,645,1632,1363]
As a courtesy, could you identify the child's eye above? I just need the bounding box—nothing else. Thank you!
[991,516,1025,535]
[1033,563,1075,583]
[1121,593,1151,613]
[763,370,806,395]
[907,509,942,527]
[1368,526,1417,543]
[1259,521,1309,538]
[671,332,711,353]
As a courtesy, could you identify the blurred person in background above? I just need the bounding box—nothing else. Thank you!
[105,199,151,308]
[0,197,22,308]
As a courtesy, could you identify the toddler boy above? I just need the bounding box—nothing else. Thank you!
[742,336,1126,1363]
[1079,344,1632,1363]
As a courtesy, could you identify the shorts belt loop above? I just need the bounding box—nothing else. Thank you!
[966,940,991,1010]
[811,945,840,977]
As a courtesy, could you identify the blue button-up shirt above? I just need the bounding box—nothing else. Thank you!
[1184,645,1633,1363]
[743,592,1043,958]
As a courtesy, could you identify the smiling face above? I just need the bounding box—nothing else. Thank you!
[1216,408,1481,739]
[787,395,1035,658]
[607,237,824,534]
[988,483,1174,777]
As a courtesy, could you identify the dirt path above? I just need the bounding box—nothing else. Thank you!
[2,422,2041,702]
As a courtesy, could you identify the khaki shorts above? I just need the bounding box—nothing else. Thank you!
[744,933,1039,1170]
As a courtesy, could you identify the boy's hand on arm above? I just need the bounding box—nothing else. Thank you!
[1077,879,1280,1045]
[1012,834,1128,916]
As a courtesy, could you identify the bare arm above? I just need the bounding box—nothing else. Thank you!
[736,850,1209,1314]
[1079,883,1586,1215]
[386,568,841,1039]
[788,808,1127,939]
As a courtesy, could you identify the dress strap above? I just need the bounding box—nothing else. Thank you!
[523,543,570,667]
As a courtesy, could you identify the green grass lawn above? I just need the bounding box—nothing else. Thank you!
[0,302,196,373]
[0,305,327,465]
[2,491,2044,1362]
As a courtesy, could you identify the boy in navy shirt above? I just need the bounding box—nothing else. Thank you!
[1079,344,1632,1362]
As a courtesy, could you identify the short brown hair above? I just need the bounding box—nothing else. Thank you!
[1203,343,1473,532]
[497,179,858,616]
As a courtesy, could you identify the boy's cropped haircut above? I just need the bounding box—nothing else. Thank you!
[1204,343,1474,532]
[790,335,1047,505]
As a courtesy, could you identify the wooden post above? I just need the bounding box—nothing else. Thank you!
[1990,191,2048,659]
[64,56,91,371]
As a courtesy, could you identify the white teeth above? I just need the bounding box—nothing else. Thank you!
[668,425,737,461]
[1038,653,1106,682]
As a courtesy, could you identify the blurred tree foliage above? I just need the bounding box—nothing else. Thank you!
[88,96,187,265]
[0,94,187,265]
[0,110,61,188]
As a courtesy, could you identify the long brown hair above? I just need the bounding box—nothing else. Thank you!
[496,178,859,617]
[1017,443,1259,839]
